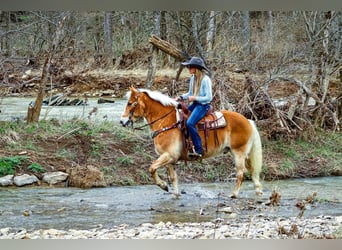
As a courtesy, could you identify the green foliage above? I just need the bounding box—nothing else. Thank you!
[100,166,116,175]
[90,143,101,158]
[138,170,150,183]
[117,156,132,167]
[279,159,295,171]
[0,156,28,177]
[120,177,135,186]
[55,148,75,160]
[25,139,38,150]
[28,163,46,173]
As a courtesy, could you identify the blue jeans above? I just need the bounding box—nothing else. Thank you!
[187,102,210,155]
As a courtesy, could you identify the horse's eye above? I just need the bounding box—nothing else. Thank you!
[127,102,132,106]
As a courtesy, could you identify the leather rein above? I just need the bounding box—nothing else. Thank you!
[130,103,180,139]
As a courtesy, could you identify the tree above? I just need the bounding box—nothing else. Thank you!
[302,11,340,129]
[206,11,216,60]
[241,11,251,56]
[27,12,71,124]
[104,11,113,67]
[146,11,161,88]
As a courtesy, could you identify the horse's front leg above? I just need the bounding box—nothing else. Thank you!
[166,164,180,199]
[149,153,177,195]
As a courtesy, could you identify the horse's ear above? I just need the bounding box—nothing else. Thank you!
[129,85,137,93]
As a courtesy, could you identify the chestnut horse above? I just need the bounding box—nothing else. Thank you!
[120,86,263,198]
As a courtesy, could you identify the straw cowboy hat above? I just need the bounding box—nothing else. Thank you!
[181,56,210,72]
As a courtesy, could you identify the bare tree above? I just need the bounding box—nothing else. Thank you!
[206,11,216,59]
[104,11,113,67]
[302,11,340,129]
[241,11,251,56]
[146,11,161,88]
[27,12,71,123]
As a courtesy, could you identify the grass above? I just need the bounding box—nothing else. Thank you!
[117,156,132,167]
[262,130,342,179]
[0,119,341,183]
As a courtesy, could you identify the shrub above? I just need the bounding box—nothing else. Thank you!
[0,156,28,177]
[28,163,46,173]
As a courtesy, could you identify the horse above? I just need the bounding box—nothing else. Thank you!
[120,86,263,199]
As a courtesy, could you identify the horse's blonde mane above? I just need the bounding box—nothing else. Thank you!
[137,88,178,107]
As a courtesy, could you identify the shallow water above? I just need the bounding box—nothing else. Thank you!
[0,177,341,230]
[0,97,126,122]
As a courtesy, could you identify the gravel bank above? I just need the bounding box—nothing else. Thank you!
[1,215,341,239]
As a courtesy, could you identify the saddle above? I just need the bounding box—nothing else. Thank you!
[177,101,227,160]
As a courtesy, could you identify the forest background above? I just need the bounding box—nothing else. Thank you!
[0,11,341,185]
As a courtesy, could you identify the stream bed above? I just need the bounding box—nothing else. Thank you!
[0,177,341,230]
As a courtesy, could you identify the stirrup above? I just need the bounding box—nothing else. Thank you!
[188,151,202,158]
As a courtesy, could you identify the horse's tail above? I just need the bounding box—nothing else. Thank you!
[247,120,263,179]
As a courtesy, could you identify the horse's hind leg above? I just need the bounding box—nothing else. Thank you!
[230,150,246,198]
[246,159,263,196]
[166,164,180,198]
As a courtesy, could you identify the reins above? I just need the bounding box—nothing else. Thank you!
[132,108,178,138]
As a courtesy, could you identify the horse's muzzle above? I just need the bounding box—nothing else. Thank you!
[120,118,132,127]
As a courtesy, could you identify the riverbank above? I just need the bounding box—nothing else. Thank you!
[1,215,341,239]
[0,119,341,187]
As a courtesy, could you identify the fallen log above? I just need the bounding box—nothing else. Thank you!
[148,34,189,61]
[97,98,115,104]
[147,35,190,85]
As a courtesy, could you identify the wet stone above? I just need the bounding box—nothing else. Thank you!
[13,174,39,186]
[0,175,13,186]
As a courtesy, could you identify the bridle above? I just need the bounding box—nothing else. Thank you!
[126,93,181,138]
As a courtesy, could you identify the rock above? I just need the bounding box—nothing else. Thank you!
[0,175,14,186]
[219,207,233,213]
[13,174,39,187]
[68,165,106,188]
[42,171,68,185]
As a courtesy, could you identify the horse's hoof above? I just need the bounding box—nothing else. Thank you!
[159,184,169,192]
[230,193,238,199]
[172,193,181,199]
[256,190,263,196]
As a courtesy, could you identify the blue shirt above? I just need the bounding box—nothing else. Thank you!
[181,74,212,104]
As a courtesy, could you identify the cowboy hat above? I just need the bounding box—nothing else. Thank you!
[181,57,210,72]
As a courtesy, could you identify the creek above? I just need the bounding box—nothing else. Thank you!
[0,177,341,230]
[0,97,126,122]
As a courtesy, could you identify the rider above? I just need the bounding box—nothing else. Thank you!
[177,56,213,158]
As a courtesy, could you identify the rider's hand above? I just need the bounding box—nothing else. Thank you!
[176,96,183,102]
[188,96,196,102]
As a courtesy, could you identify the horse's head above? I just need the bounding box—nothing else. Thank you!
[120,86,145,127]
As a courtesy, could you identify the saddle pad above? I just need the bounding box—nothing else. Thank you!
[198,111,226,130]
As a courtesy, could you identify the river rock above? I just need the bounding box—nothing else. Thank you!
[42,171,68,185]
[13,174,39,186]
[0,175,14,186]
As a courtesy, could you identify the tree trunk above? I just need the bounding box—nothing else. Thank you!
[206,11,216,60]
[160,11,169,67]
[27,12,70,124]
[27,57,49,123]
[148,35,189,61]
[0,11,10,56]
[147,34,190,83]
[146,11,161,88]
[319,12,334,104]
[104,11,113,67]
[268,11,273,47]
[242,11,251,56]
[191,11,205,58]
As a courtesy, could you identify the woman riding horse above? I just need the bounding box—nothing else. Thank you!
[120,87,263,199]
[176,56,212,159]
